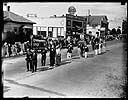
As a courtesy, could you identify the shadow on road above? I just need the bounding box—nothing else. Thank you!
[37,59,71,72]
[87,54,95,58]
[59,60,71,66]
[4,79,66,96]
[72,56,80,59]
[37,67,53,72]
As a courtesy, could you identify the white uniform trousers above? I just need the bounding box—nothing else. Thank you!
[84,52,87,58]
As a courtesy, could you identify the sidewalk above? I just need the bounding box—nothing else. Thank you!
[2,45,92,60]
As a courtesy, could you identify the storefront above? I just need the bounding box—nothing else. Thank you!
[66,14,87,39]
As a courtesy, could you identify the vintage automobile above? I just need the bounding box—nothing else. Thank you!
[106,35,115,41]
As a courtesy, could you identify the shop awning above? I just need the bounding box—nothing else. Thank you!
[23,26,32,29]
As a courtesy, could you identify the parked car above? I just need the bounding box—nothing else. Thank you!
[106,35,115,41]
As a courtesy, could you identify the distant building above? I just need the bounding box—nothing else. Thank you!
[81,15,109,37]
[27,6,87,40]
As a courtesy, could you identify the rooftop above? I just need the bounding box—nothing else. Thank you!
[82,15,108,26]
[3,11,36,24]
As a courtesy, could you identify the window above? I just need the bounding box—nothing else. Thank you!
[58,28,61,36]
[72,21,82,28]
[67,20,71,26]
[37,31,46,37]
[48,27,53,37]
[53,27,57,37]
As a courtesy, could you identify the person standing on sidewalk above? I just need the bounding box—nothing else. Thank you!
[41,48,47,66]
[8,43,12,57]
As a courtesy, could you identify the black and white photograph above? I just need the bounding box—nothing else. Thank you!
[2,2,127,98]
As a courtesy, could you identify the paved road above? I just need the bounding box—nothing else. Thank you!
[3,39,126,98]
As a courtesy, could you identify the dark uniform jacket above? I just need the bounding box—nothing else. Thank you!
[32,52,37,62]
[41,49,47,58]
[50,48,56,58]
[67,45,73,53]
[84,46,89,52]
[25,50,33,61]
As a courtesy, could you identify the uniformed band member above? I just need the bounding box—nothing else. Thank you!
[84,44,89,58]
[49,45,56,67]
[56,45,61,66]
[94,36,99,55]
[77,43,81,58]
[98,38,102,54]
[25,49,33,72]
[67,43,73,61]
[80,43,84,57]
[103,39,106,52]
[32,50,37,72]
[41,48,47,66]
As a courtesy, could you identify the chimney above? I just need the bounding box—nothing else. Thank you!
[7,6,10,12]
[88,9,91,16]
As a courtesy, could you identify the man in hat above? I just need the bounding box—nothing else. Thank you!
[67,43,73,62]
[25,49,33,72]
[49,44,56,67]
[41,48,47,66]
[56,44,61,66]
[32,50,37,72]
[83,43,89,58]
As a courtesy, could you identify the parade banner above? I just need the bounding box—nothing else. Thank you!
[32,39,47,50]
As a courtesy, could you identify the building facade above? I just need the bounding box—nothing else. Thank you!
[82,15,109,37]
[27,14,87,40]
[3,11,36,43]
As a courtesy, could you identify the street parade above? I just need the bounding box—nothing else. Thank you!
[2,2,127,98]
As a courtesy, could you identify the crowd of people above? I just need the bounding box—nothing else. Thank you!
[2,42,29,58]
[2,34,107,73]
[24,35,107,73]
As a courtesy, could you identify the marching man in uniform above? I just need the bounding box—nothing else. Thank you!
[67,43,73,62]
[94,38,98,55]
[49,44,56,68]
[32,50,37,72]
[25,49,33,72]
[98,38,102,54]
[41,48,47,66]
[84,43,89,58]
[103,37,106,52]
[56,44,61,66]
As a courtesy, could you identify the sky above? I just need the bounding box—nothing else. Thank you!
[3,2,127,29]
